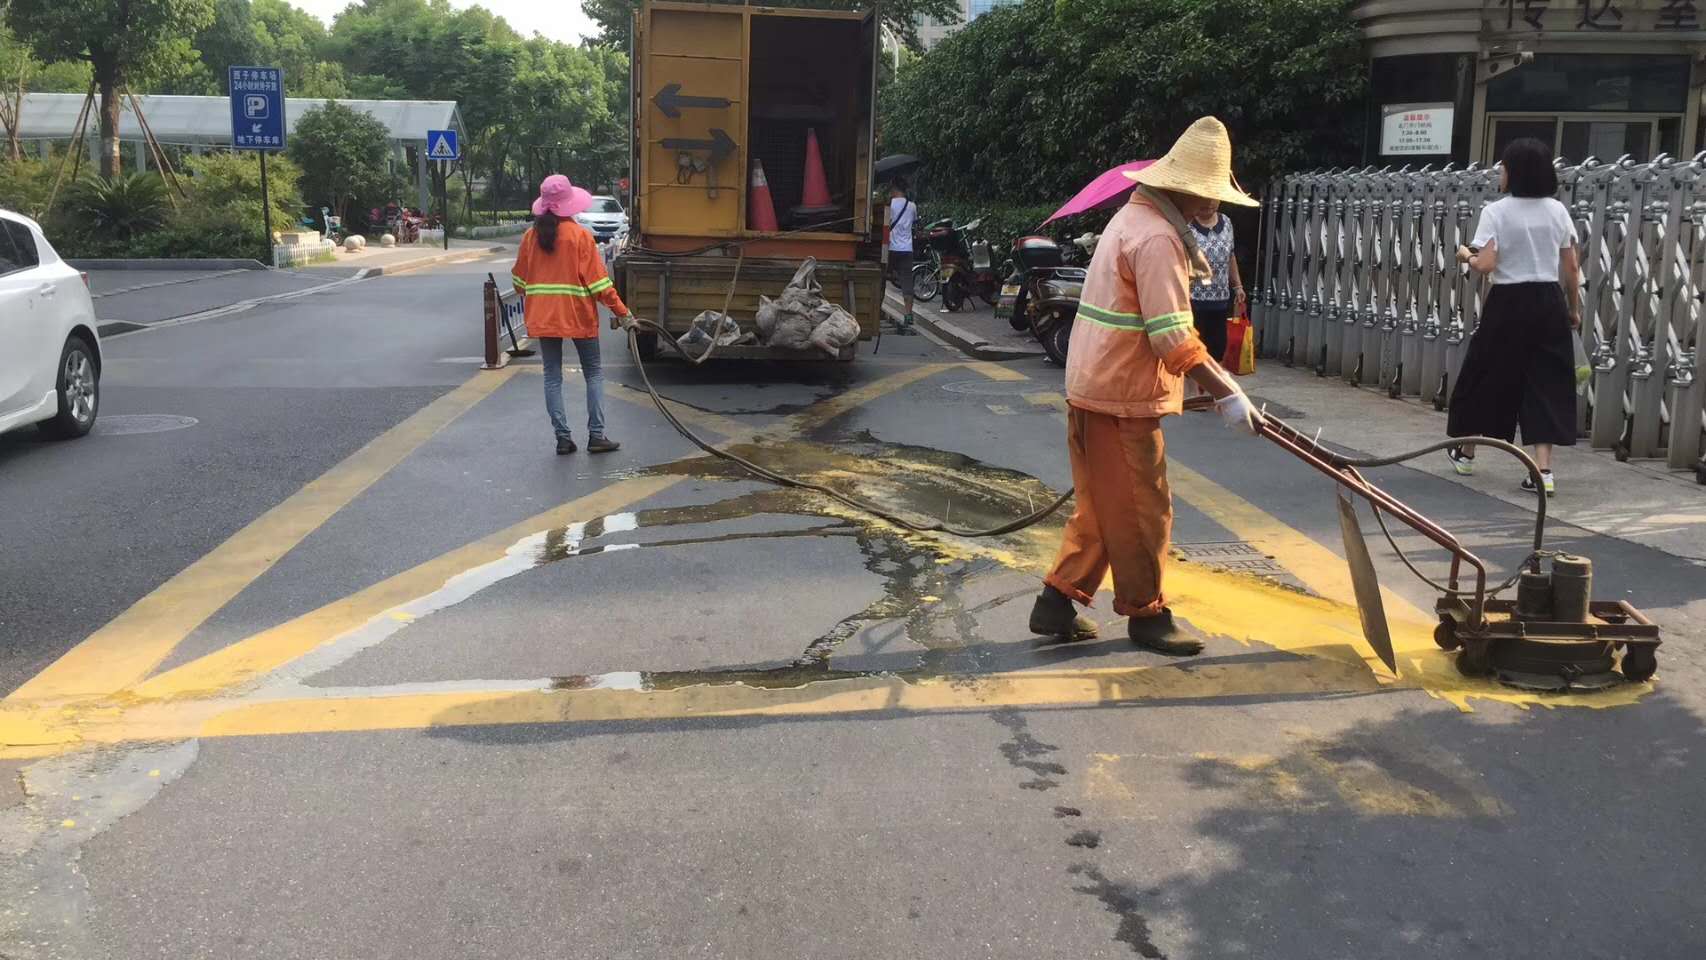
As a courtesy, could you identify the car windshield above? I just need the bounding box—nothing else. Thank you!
[589,199,622,213]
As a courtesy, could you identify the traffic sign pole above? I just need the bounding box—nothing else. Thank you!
[260,152,273,261]
[229,66,286,265]
[441,160,449,251]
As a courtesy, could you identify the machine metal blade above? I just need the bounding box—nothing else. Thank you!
[1336,489,1398,674]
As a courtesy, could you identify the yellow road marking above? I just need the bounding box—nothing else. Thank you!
[1025,392,1069,412]
[786,362,961,434]
[129,475,683,701]
[964,360,1029,382]
[3,658,1379,756]
[987,404,1015,415]
[7,368,521,704]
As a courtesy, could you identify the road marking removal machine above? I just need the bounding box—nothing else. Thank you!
[1256,413,1660,691]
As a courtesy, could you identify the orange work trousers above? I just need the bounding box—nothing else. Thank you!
[1044,406,1170,619]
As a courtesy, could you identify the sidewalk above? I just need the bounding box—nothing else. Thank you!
[1243,362,1706,565]
[884,284,1045,360]
[297,239,510,276]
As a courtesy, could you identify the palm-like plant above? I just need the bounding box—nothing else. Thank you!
[67,173,170,240]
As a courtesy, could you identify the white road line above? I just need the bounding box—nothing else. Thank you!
[101,270,376,339]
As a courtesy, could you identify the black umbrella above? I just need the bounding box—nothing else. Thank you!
[875,154,923,181]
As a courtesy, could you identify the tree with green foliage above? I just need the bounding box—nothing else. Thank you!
[881,0,1366,202]
[5,0,216,177]
[288,99,396,222]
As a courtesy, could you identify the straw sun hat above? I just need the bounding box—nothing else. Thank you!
[1125,116,1258,207]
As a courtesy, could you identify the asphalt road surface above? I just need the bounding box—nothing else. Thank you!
[2,255,1703,959]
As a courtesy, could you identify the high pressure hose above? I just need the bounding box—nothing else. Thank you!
[620,317,1548,591]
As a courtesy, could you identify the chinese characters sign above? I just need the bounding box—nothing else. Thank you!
[228,66,286,152]
[1503,0,1699,31]
[1381,104,1454,156]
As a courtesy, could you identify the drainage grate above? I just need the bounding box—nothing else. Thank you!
[1173,540,1305,590]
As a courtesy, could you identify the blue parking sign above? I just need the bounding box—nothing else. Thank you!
[229,66,286,152]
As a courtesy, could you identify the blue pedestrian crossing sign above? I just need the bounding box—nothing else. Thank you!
[427,129,460,161]
[228,66,286,152]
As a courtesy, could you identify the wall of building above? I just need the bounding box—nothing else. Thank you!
[1354,0,1705,167]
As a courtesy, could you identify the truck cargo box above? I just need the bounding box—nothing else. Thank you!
[613,0,883,356]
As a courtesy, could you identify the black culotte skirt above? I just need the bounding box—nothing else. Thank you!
[1447,281,1577,447]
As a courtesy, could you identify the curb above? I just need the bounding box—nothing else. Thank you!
[69,258,269,271]
[360,244,507,277]
[883,291,1045,362]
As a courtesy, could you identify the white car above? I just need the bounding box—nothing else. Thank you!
[573,196,628,245]
[0,209,101,439]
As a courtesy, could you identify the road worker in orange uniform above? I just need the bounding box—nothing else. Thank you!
[512,174,634,456]
[1029,117,1264,656]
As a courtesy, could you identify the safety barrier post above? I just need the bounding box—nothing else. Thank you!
[482,275,504,369]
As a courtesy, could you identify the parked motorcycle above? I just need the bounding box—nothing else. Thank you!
[924,216,1001,312]
[997,235,1088,366]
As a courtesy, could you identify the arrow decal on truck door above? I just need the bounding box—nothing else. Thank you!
[661,128,737,164]
[653,83,733,119]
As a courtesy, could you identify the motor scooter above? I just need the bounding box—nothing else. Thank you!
[924,217,1001,312]
[997,234,1090,365]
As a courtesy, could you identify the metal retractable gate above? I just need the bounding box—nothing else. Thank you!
[1252,156,1706,481]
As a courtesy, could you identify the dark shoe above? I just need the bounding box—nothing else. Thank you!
[556,436,578,455]
[1028,586,1099,642]
[1128,609,1203,656]
[587,435,621,454]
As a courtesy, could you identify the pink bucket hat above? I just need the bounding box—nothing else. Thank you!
[532,174,593,218]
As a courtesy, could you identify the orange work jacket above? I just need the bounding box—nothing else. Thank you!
[510,222,629,339]
[1064,193,1213,419]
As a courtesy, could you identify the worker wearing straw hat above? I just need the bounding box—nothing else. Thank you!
[1029,116,1264,656]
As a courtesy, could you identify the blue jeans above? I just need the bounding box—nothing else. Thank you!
[540,337,606,441]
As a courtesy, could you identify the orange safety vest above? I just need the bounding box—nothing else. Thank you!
[510,223,629,340]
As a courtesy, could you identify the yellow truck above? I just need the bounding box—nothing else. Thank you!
[611,0,885,360]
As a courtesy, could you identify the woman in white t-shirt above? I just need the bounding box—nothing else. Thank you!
[1447,138,1582,497]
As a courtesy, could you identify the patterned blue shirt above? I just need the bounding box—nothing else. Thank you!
[1188,215,1235,303]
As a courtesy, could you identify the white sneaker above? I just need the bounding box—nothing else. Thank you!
[1520,471,1556,497]
[1447,448,1476,476]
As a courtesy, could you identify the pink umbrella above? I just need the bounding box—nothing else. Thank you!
[1042,160,1156,225]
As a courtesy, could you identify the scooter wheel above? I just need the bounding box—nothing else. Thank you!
[1043,319,1072,366]
[1433,618,1461,651]
[1008,312,1029,331]
[1621,645,1657,683]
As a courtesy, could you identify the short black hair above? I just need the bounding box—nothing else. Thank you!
[891,176,908,192]
[1502,138,1559,198]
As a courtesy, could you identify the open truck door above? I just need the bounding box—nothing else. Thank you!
[616,0,884,360]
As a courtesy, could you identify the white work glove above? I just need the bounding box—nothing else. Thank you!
[610,313,637,331]
[1215,391,1262,436]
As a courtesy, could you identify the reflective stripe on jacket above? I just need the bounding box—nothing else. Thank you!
[510,223,628,339]
[1064,194,1212,419]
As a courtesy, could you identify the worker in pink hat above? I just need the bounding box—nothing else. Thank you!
[512,174,634,455]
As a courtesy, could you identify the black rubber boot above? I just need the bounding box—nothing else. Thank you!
[1128,609,1203,656]
[1028,585,1099,642]
[556,436,578,455]
[587,436,621,454]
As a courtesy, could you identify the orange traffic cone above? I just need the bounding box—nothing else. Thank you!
[748,159,779,232]
[793,127,837,219]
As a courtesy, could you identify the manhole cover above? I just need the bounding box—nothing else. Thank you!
[940,379,1041,397]
[1173,540,1306,591]
[97,414,198,436]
